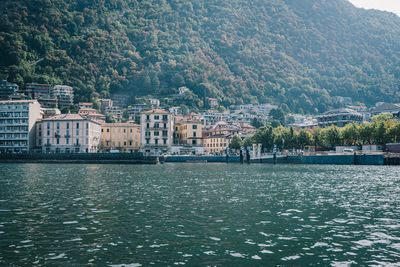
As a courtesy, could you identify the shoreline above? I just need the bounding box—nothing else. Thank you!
[0,153,398,165]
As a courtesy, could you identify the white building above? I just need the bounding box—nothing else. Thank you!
[52,85,74,109]
[0,100,41,153]
[36,114,101,153]
[140,109,174,155]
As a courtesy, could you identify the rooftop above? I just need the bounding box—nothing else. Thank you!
[101,122,140,127]
[42,113,101,125]
[142,108,170,114]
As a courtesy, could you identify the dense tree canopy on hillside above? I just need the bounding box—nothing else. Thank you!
[1,0,400,113]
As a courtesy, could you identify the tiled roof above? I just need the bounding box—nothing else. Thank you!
[142,108,170,114]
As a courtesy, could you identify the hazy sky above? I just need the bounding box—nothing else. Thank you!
[348,0,400,16]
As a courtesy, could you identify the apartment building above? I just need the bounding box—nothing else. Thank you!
[0,80,19,100]
[0,100,41,153]
[52,85,74,109]
[140,109,174,155]
[174,120,203,146]
[36,114,101,153]
[100,123,140,152]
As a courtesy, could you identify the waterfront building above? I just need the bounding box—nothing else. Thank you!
[203,134,232,154]
[316,108,363,128]
[25,83,52,99]
[0,100,41,153]
[51,85,74,109]
[140,108,174,155]
[100,122,140,152]
[36,114,101,153]
[174,119,203,146]
[0,80,20,100]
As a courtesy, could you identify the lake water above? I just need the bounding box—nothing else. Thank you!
[1,163,400,266]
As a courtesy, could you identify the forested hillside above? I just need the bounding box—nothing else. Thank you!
[1,0,400,113]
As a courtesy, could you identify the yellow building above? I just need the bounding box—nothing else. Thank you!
[100,122,140,152]
[174,120,203,146]
[203,135,231,154]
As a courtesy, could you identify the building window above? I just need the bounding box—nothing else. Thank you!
[107,128,109,132]
[193,132,197,137]
[129,141,132,145]
[146,115,150,120]
[76,139,79,145]
[123,129,126,133]
[101,129,104,132]
[47,130,50,136]
[47,139,50,145]
[86,123,89,128]
[57,122,60,129]
[86,138,88,145]
[66,138,69,144]
[163,115,168,120]
[193,140,197,145]
[154,131,159,136]
[76,123,79,129]
[124,141,127,146]
[154,123,159,128]
[155,139,158,145]
[162,130,168,137]
[56,138,59,144]
[163,139,167,145]
[66,122,69,129]
[38,139,42,145]
[76,130,79,135]
[146,123,149,129]
[192,125,197,129]
[146,138,150,144]
[130,129,132,133]
[47,122,50,129]
[154,115,159,120]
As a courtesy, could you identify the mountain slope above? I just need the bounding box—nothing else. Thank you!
[1,0,400,113]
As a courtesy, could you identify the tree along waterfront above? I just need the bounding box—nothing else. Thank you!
[229,113,400,151]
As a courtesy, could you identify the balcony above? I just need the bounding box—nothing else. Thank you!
[45,143,51,147]
[64,134,71,138]
[55,133,61,138]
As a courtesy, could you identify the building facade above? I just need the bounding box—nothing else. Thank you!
[0,100,41,153]
[52,85,74,109]
[100,123,140,152]
[174,120,203,146]
[25,83,52,99]
[0,80,19,100]
[36,114,101,153]
[140,109,174,154]
[317,109,363,128]
[203,135,231,154]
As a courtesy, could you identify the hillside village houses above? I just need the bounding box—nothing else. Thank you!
[1,79,400,155]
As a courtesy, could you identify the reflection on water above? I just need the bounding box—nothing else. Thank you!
[1,163,400,265]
